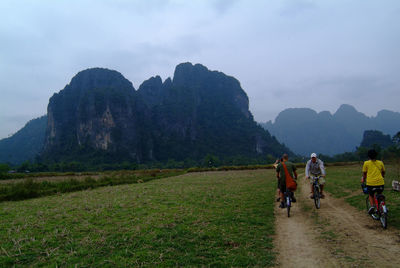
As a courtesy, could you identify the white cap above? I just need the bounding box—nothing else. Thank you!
[311,153,317,158]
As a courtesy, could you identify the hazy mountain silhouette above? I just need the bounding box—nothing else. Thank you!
[261,104,400,156]
[0,116,47,164]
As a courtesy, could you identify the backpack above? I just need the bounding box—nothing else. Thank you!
[282,162,297,191]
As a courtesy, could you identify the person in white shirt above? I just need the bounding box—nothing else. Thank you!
[305,153,326,198]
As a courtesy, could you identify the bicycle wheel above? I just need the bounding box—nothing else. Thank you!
[365,196,372,213]
[380,213,387,229]
[286,195,291,217]
[379,202,388,229]
[314,185,321,209]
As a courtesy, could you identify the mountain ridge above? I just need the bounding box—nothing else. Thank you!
[0,63,291,165]
[260,104,400,156]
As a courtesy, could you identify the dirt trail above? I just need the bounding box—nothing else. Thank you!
[274,176,400,268]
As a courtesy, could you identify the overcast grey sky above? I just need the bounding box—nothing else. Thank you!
[1,0,399,139]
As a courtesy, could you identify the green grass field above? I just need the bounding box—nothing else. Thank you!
[324,162,400,229]
[0,169,277,266]
[2,163,399,266]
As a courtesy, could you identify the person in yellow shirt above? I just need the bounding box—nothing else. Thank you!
[361,149,385,214]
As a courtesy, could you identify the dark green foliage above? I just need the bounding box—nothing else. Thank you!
[360,130,393,149]
[0,163,10,173]
[0,116,47,164]
[392,131,400,146]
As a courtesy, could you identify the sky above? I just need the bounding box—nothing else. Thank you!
[1,0,400,139]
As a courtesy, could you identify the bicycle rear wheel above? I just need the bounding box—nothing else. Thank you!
[314,185,321,209]
[379,202,388,229]
[365,196,371,213]
[380,213,387,229]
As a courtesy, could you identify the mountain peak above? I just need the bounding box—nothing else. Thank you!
[38,63,285,164]
[263,104,400,156]
[172,62,210,86]
[68,67,134,92]
[334,104,357,114]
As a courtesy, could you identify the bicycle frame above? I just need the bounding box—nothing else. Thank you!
[312,176,321,209]
[284,189,292,217]
[366,189,388,229]
[374,194,387,214]
[312,176,321,190]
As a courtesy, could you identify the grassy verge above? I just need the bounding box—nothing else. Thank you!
[0,171,100,180]
[0,169,276,266]
[0,169,184,202]
[324,163,400,229]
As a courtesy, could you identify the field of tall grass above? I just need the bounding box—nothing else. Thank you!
[2,162,399,266]
[0,169,277,266]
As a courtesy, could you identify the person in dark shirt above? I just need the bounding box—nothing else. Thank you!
[276,154,298,208]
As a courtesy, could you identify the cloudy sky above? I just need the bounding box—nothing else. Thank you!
[1,0,399,139]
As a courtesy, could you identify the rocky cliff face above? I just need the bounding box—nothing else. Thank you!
[137,63,276,161]
[360,130,393,149]
[43,68,143,162]
[41,63,289,163]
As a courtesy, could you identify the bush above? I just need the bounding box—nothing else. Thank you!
[0,170,186,202]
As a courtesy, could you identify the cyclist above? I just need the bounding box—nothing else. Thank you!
[276,154,298,208]
[361,149,385,214]
[274,158,283,202]
[305,153,326,198]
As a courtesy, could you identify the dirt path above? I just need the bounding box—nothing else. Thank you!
[274,176,400,268]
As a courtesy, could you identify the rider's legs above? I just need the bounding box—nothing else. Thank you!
[276,179,281,201]
[278,179,286,207]
[369,194,375,207]
[319,186,325,198]
[280,189,285,201]
[276,189,281,201]
[367,185,384,213]
[309,176,314,197]
[319,176,326,198]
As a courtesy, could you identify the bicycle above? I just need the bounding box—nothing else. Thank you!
[284,189,293,217]
[362,183,388,229]
[311,176,322,209]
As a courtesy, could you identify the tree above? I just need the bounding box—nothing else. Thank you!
[17,161,31,172]
[356,147,369,162]
[203,154,220,167]
[0,163,10,173]
[393,131,400,147]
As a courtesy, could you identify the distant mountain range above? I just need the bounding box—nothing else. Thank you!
[0,116,47,164]
[260,104,400,156]
[0,63,290,165]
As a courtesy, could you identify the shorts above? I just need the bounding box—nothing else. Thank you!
[309,174,325,185]
[367,185,384,197]
[278,178,286,193]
